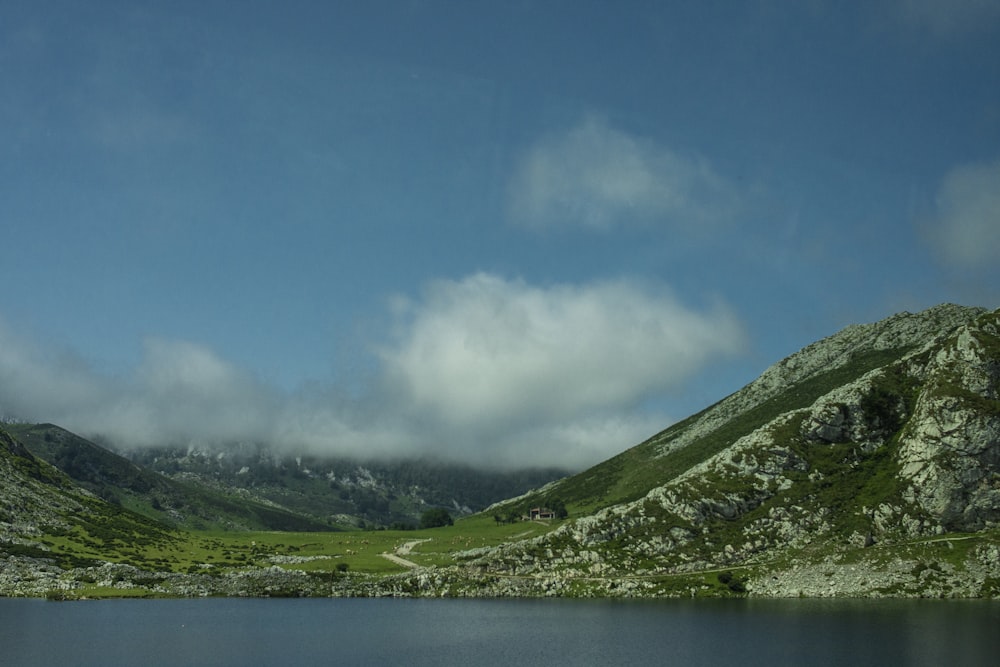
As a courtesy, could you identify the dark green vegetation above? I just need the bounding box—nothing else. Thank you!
[419,508,453,528]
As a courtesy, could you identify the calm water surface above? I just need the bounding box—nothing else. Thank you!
[1,597,997,666]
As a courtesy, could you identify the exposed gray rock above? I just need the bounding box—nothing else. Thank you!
[449,305,1000,598]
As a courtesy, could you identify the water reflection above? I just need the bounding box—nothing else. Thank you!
[1,598,997,667]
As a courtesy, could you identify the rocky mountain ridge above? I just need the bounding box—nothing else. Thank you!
[655,303,985,459]
[438,304,1000,597]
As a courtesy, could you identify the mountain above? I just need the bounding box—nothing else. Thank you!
[7,423,567,530]
[439,303,1000,597]
[0,426,182,589]
[114,443,567,527]
[499,304,992,516]
[115,443,566,528]
[2,303,998,599]
[7,423,335,532]
[1,426,84,535]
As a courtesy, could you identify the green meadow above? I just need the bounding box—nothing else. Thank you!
[31,508,562,588]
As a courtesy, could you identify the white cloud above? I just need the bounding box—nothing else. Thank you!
[270,399,413,462]
[0,275,747,470]
[443,412,673,471]
[0,330,279,447]
[507,115,739,231]
[926,159,1000,268]
[0,321,114,421]
[275,273,746,469]
[124,338,279,444]
[378,274,745,448]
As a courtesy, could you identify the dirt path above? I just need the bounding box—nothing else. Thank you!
[380,538,432,569]
[381,552,421,568]
[397,538,431,555]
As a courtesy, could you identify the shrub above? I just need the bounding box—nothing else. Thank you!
[419,508,453,529]
[716,570,746,593]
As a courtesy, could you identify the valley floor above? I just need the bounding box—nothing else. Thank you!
[3,524,998,600]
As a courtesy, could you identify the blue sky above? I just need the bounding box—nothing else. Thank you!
[1,1,998,469]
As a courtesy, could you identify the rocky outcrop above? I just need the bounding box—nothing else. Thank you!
[0,430,82,541]
[451,305,1000,598]
[654,304,984,457]
[896,313,1000,531]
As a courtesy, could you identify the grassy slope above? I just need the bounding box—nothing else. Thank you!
[1,426,183,570]
[511,347,913,517]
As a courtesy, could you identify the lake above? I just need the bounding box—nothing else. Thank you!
[1,597,997,666]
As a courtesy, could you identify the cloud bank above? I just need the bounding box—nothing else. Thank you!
[925,159,1000,268]
[507,115,739,232]
[0,275,745,470]
[0,327,279,447]
[379,274,743,427]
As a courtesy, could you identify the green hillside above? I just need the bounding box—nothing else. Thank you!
[503,346,914,518]
[7,423,335,532]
